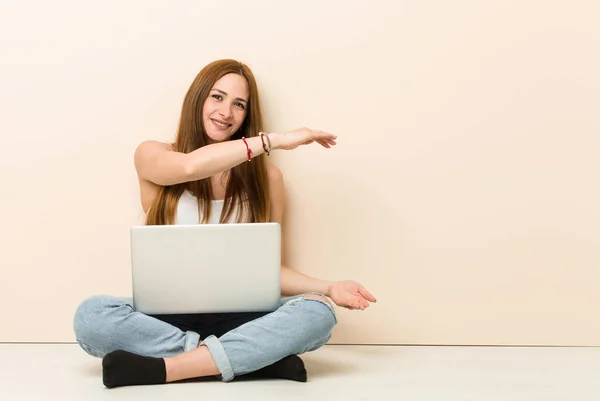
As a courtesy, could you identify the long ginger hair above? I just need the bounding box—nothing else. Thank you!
[145,59,270,225]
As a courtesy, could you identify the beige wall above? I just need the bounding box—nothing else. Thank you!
[1,0,599,345]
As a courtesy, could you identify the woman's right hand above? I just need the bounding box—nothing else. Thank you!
[269,128,337,151]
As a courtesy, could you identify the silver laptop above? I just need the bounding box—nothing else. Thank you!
[130,223,281,314]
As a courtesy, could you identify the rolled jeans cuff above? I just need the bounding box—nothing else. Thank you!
[201,334,235,382]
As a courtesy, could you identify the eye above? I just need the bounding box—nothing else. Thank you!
[235,102,246,110]
[211,94,223,101]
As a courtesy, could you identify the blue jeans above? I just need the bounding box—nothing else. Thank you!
[73,293,337,382]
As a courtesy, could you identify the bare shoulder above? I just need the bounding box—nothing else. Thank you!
[134,140,173,158]
[266,162,285,205]
[266,162,284,186]
[266,163,285,222]
[134,141,174,212]
[134,140,174,172]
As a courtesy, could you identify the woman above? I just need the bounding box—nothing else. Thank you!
[73,59,376,388]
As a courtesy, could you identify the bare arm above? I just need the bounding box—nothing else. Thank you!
[280,267,333,297]
[134,136,267,186]
[134,128,336,186]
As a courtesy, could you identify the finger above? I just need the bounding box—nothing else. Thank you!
[356,298,368,309]
[315,130,337,140]
[316,140,331,148]
[353,299,365,310]
[321,134,336,141]
[319,138,336,147]
[358,287,377,302]
[344,299,358,309]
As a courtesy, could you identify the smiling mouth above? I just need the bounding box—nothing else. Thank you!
[211,118,232,128]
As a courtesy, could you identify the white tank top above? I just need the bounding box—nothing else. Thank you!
[175,190,241,224]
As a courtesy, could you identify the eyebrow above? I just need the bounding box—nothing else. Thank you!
[211,88,248,104]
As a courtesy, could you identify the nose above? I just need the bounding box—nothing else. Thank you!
[218,103,232,119]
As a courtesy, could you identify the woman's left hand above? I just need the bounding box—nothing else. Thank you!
[327,280,377,310]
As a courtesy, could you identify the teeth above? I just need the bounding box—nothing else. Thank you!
[213,119,228,128]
